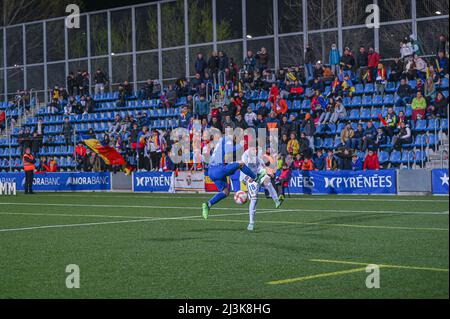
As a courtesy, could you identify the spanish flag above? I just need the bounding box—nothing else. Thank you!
[83,137,125,166]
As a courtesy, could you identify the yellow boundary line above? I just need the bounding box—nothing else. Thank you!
[267,267,368,285]
[309,259,449,272]
[267,259,448,285]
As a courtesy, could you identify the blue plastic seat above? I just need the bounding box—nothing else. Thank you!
[362,95,373,107]
[373,95,383,106]
[378,151,389,164]
[427,119,440,131]
[414,120,427,132]
[389,150,402,164]
[364,83,374,94]
[349,109,360,120]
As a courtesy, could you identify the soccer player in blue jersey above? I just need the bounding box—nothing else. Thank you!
[202,134,266,219]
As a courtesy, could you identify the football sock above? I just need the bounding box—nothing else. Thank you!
[266,182,279,203]
[240,164,257,180]
[249,198,257,224]
[208,192,227,207]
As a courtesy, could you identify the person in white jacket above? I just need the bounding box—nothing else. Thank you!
[244,106,257,127]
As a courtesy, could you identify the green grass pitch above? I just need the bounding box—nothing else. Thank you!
[0,192,448,299]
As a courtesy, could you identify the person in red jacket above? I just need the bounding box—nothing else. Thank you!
[273,95,288,117]
[363,150,380,170]
[268,83,279,105]
[367,47,380,83]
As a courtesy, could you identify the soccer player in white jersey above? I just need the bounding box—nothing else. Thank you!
[240,146,283,231]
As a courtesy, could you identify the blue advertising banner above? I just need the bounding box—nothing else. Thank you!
[133,171,173,192]
[432,169,449,195]
[226,169,397,195]
[0,172,111,191]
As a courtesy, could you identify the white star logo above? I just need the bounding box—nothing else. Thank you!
[440,173,449,186]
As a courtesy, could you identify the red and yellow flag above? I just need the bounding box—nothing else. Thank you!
[83,138,125,166]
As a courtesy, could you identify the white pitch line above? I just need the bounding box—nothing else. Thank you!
[28,193,449,203]
[0,209,280,233]
[0,202,447,215]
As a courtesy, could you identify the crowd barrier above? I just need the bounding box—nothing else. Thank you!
[0,169,448,195]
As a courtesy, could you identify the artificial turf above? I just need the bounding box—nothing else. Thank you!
[0,192,448,298]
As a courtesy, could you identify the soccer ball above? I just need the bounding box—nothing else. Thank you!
[234,191,248,205]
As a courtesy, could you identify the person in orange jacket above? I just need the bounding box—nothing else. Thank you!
[301,155,314,171]
[23,147,36,194]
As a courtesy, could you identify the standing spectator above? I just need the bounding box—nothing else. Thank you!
[255,47,269,72]
[304,45,316,83]
[411,91,427,121]
[340,47,355,78]
[194,95,209,120]
[424,78,437,105]
[356,46,369,83]
[243,50,256,73]
[195,53,208,79]
[367,47,380,83]
[275,162,292,199]
[93,69,108,95]
[389,58,404,82]
[362,121,377,151]
[208,51,219,83]
[23,147,36,194]
[67,72,76,96]
[301,113,316,150]
[414,55,427,81]
[363,150,380,170]
[436,34,448,56]
[329,43,341,75]
[218,51,229,72]
[62,117,73,146]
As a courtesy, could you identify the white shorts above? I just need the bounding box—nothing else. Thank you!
[242,175,271,200]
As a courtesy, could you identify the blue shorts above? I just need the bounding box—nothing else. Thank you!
[208,163,241,191]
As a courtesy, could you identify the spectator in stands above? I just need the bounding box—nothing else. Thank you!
[62,117,72,146]
[329,98,347,124]
[291,153,302,170]
[195,53,208,79]
[218,51,228,72]
[67,72,76,96]
[194,95,209,120]
[356,46,369,83]
[0,110,5,134]
[363,150,380,171]
[373,128,388,150]
[93,69,108,95]
[313,149,325,171]
[255,47,269,72]
[362,121,377,151]
[325,150,337,171]
[393,122,412,151]
[351,153,363,171]
[424,78,437,107]
[436,34,449,56]
[287,133,300,157]
[299,132,310,158]
[289,80,304,98]
[340,122,354,148]
[31,132,40,155]
[434,51,449,77]
[304,45,316,83]
[301,113,315,149]
[244,106,257,128]
[340,47,355,78]
[384,107,397,137]
[208,51,219,82]
[243,50,256,73]
[75,142,87,171]
[273,95,288,118]
[302,154,314,171]
[141,80,154,100]
[210,116,222,132]
[279,134,289,157]
[351,123,364,150]
[46,156,58,172]
[389,58,404,82]
[395,78,413,108]
[367,47,380,83]
[109,115,122,136]
[336,147,353,170]
[235,114,248,130]
[433,92,448,118]
[179,106,192,128]
[329,43,340,75]
[411,91,427,121]
[318,98,334,124]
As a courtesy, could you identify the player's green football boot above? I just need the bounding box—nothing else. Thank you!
[202,203,210,219]
[255,169,267,184]
[275,195,284,209]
